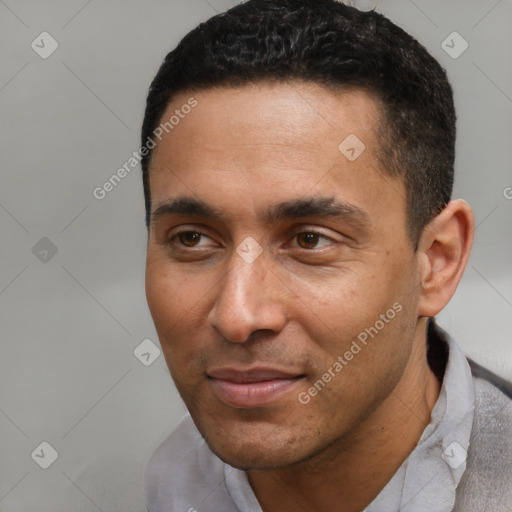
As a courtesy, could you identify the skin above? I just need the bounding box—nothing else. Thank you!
[145,82,474,512]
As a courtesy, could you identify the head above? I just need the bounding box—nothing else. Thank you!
[142,0,457,248]
[142,0,473,470]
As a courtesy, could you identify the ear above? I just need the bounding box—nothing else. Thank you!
[417,200,475,317]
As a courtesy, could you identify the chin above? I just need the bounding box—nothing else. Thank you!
[183,390,335,470]
[208,436,305,470]
[194,413,316,470]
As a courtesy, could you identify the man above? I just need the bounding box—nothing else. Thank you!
[141,1,512,511]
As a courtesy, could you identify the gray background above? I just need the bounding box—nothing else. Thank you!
[1,0,511,510]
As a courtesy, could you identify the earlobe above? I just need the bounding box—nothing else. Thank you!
[417,200,475,317]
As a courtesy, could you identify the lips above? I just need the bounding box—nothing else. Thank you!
[207,368,304,408]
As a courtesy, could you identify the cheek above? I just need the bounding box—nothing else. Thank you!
[145,257,206,340]
[145,268,202,380]
[145,254,232,379]
[294,259,413,358]
[286,272,371,346]
[145,267,176,326]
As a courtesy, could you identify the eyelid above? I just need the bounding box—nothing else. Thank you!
[167,227,219,247]
[289,225,340,240]
[164,224,342,250]
[287,229,338,249]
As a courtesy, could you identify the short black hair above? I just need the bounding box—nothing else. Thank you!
[141,0,456,248]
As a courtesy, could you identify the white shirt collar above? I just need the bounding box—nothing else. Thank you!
[363,326,475,511]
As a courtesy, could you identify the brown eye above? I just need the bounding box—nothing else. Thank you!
[293,231,335,250]
[178,232,202,247]
[296,233,320,249]
[167,229,218,251]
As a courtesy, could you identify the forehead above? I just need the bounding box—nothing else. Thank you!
[151,82,382,166]
[148,82,406,236]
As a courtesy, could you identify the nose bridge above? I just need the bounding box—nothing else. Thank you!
[208,245,286,342]
[227,253,263,304]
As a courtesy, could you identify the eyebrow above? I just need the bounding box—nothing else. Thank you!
[151,195,369,229]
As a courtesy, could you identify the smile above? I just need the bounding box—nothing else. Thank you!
[207,368,305,408]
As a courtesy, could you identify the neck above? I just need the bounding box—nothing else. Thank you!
[248,318,441,512]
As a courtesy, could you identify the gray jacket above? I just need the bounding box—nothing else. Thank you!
[453,359,512,511]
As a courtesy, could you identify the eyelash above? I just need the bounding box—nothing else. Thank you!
[166,229,336,251]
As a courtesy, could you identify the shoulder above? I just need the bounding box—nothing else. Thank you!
[144,414,241,512]
[468,359,512,471]
[145,413,204,482]
[469,365,512,464]
[454,364,512,511]
[468,358,512,399]
[470,369,512,451]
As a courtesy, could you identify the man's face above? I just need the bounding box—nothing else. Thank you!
[145,82,423,470]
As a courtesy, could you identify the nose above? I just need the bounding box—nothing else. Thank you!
[207,247,288,343]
